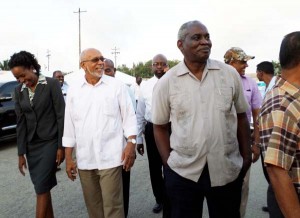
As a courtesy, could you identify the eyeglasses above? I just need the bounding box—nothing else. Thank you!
[152,62,168,67]
[82,56,105,63]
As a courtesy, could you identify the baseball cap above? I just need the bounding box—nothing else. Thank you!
[224,47,255,63]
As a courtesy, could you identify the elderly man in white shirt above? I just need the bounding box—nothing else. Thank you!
[136,54,170,214]
[63,48,137,218]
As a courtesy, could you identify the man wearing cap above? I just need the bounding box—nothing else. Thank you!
[224,47,263,217]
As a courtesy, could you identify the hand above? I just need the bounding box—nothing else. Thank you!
[56,148,65,166]
[137,144,144,156]
[122,142,136,171]
[251,144,260,163]
[66,158,77,181]
[18,155,27,176]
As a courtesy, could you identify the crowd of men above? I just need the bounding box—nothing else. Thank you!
[24,20,300,218]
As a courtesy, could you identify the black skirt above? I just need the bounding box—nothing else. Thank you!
[26,138,58,194]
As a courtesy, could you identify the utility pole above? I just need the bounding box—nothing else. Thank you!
[111,46,120,68]
[46,50,51,71]
[74,8,86,68]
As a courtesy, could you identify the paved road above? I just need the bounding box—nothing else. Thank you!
[0,139,269,218]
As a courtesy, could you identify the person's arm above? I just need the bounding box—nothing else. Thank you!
[136,93,147,155]
[262,109,300,217]
[237,112,252,178]
[14,87,27,176]
[266,165,300,217]
[251,108,261,163]
[151,75,170,165]
[51,79,66,165]
[62,85,77,179]
[153,124,171,166]
[65,147,77,181]
[119,84,138,171]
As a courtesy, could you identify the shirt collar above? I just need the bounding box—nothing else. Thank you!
[277,77,300,99]
[21,74,47,92]
[176,59,220,77]
[81,73,110,87]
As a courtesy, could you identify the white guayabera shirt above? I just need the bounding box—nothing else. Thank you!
[63,74,137,170]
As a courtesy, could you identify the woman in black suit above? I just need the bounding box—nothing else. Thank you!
[8,51,65,218]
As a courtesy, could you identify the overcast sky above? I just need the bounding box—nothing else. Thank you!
[1,0,299,74]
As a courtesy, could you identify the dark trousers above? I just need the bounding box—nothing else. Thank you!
[144,122,164,204]
[261,152,284,218]
[164,164,243,218]
[122,166,130,217]
[267,185,284,218]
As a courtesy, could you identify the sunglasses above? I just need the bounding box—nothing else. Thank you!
[82,56,105,63]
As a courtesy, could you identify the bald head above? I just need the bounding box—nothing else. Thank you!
[104,59,116,77]
[152,54,168,79]
[152,54,167,63]
[80,48,102,63]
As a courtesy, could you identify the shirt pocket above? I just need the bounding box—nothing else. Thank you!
[103,97,118,117]
[170,93,193,152]
[215,87,234,112]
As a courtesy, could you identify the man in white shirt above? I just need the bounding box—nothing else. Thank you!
[256,61,278,214]
[63,48,137,218]
[53,70,68,101]
[136,54,170,214]
[130,75,142,104]
[256,61,277,97]
[103,58,136,218]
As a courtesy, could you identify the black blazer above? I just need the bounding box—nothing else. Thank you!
[14,77,65,155]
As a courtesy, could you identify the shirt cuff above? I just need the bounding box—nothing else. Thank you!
[137,137,143,144]
[63,137,76,148]
[124,126,137,139]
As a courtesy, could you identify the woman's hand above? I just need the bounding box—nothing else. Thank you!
[56,148,65,166]
[18,155,27,176]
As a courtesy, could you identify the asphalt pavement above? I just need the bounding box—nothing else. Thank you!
[0,139,269,218]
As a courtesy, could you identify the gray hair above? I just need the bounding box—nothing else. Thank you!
[177,20,203,41]
[79,48,100,63]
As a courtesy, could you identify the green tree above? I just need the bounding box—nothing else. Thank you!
[168,59,180,68]
[272,60,281,76]
[117,59,181,78]
[0,60,10,70]
[117,64,132,75]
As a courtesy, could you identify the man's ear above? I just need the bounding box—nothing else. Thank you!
[80,62,85,69]
[114,68,116,72]
[177,40,183,51]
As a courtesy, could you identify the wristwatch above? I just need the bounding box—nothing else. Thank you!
[128,138,136,144]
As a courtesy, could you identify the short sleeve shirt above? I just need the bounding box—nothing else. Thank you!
[259,77,300,194]
[240,75,262,122]
[152,59,249,186]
